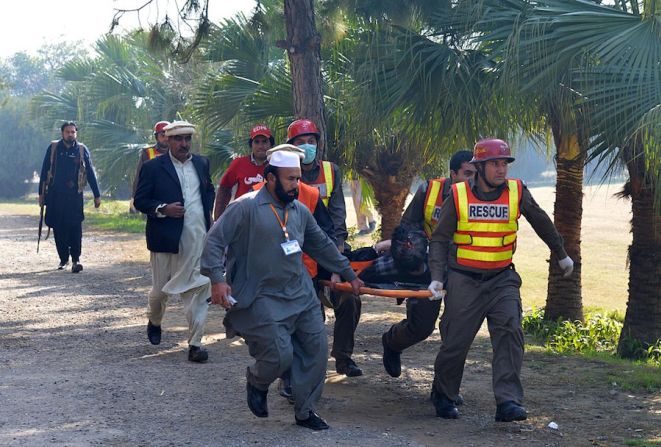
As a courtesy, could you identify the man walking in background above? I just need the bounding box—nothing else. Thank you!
[38,121,101,273]
[130,120,170,212]
[213,124,273,220]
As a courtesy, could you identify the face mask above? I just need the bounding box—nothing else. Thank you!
[298,144,317,164]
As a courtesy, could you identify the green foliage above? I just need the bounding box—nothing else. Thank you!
[523,308,661,367]
[83,200,145,234]
[0,98,50,198]
[31,32,194,196]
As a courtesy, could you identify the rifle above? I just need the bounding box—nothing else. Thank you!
[37,142,57,252]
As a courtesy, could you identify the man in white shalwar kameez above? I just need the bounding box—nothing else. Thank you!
[134,120,216,362]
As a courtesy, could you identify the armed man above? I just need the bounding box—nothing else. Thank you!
[427,138,574,422]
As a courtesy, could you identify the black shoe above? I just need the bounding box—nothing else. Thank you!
[278,378,295,405]
[295,411,329,430]
[71,262,83,273]
[188,345,208,363]
[336,359,363,377]
[57,261,69,270]
[431,389,459,419]
[246,380,268,418]
[147,321,161,345]
[382,334,401,378]
[495,401,527,422]
[455,393,464,406]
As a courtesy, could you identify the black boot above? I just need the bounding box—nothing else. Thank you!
[431,389,459,419]
[495,401,527,422]
[336,358,363,377]
[382,333,401,378]
[147,321,161,345]
[187,345,208,363]
[295,411,329,430]
[246,381,268,417]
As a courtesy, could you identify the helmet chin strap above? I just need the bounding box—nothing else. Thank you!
[475,163,499,189]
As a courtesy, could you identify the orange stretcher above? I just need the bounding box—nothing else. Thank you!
[318,280,433,299]
[317,257,434,299]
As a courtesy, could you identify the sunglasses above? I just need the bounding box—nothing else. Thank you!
[172,135,192,142]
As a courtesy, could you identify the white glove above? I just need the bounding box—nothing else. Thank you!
[427,280,446,301]
[558,256,574,278]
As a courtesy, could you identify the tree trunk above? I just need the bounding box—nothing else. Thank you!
[360,169,413,239]
[283,0,328,159]
[544,130,585,322]
[617,168,661,359]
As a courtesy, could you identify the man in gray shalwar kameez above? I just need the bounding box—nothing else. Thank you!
[201,150,362,430]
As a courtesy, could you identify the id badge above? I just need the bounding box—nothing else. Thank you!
[281,240,302,256]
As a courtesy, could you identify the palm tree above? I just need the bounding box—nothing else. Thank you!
[192,7,481,236]
[533,0,661,357]
[31,33,190,195]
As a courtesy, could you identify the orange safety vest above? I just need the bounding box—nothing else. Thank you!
[145,146,164,160]
[303,161,334,206]
[422,178,447,239]
[452,179,522,270]
[253,181,321,278]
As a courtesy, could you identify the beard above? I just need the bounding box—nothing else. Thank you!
[275,177,299,203]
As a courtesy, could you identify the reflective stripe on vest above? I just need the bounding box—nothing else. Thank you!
[146,147,159,160]
[422,178,446,239]
[308,161,334,207]
[452,179,522,269]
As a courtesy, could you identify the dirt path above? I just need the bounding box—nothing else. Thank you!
[1,212,659,446]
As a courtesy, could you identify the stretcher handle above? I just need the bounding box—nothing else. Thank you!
[319,280,433,299]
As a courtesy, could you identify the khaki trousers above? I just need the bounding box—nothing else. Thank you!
[148,252,211,347]
[432,268,524,405]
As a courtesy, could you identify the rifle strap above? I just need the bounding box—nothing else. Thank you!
[77,143,88,193]
[43,141,58,196]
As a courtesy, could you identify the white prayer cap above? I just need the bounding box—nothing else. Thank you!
[164,120,196,136]
[269,150,301,168]
[266,144,305,161]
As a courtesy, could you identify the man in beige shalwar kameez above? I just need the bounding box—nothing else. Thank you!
[134,120,216,362]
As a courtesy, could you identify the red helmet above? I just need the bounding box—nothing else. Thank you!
[287,119,320,143]
[248,124,275,147]
[470,138,515,163]
[153,121,170,135]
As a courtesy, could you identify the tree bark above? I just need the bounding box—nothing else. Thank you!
[284,0,328,159]
[617,162,661,359]
[544,129,585,322]
[362,172,411,239]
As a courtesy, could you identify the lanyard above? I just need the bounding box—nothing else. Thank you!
[269,204,289,241]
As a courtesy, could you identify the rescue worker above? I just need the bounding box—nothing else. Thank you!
[213,124,273,220]
[131,121,170,209]
[201,150,363,430]
[427,138,574,421]
[382,150,475,377]
[38,121,101,273]
[287,119,361,377]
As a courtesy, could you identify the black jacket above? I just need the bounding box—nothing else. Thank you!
[134,153,215,253]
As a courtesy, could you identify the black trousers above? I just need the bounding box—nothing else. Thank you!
[53,222,82,264]
[383,298,441,352]
[330,292,361,365]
